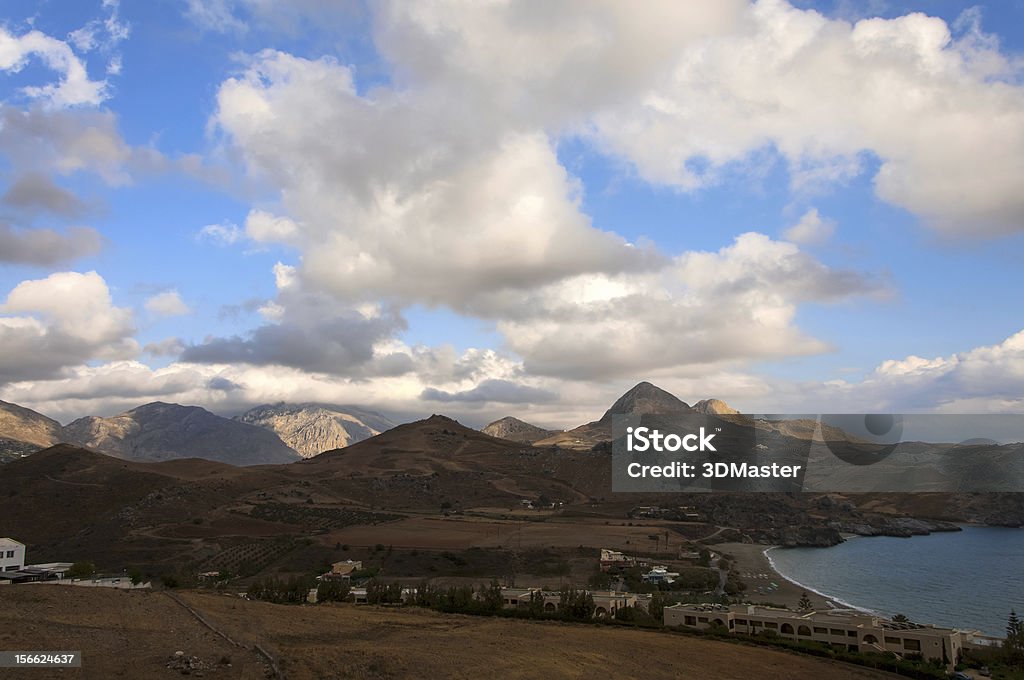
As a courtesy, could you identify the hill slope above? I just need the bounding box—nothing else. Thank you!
[63,402,300,465]
[0,399,64,445]
[236,402,395,457]
[481,416,558,444]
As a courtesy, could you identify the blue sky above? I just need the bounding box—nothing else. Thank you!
[1,0,1023,426]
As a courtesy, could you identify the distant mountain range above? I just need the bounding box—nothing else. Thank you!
[0,383,740,463]
[235,403,396,458]
[63,402,301,465]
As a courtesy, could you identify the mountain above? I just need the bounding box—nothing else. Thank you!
[693,398,739,415]
[534,382,694,449]
[236,403,395,458]
[63,402,301,465]
[598,381,693,421]
[481,416,558,444]
[0,399,64,448]
[0,399,67,463]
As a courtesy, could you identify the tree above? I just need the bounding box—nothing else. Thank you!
[648,591,666,622]
[67,561,95,579]
[128,567,144,585]
[698,549,711,567]
[317,578,351,603]
[527,590,545,617]
[1005,610,1024,666]
[479,579,504,612]
[892,613,909,623]
[798,592,812,611]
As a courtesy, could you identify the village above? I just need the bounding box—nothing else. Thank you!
[2,533,1002,676]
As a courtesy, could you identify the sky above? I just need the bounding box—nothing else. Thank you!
[1,0,1023,428]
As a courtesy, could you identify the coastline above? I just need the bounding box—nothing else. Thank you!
[711,542,835,611]
[761,544,880,616]
[713,540,879,615]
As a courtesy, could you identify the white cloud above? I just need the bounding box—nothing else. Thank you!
[587,1,1024,236]
[214,52,663,309]
[494,233,881,380]
[197,221,243,246]
[0,25,107,107]
[784,208,835,246]
[0,271,137,383]
[145,291,191,317]
[244,209,299,243]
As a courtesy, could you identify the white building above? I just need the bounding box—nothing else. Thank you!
[0,538,25,572]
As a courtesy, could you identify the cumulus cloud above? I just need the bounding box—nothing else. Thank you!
[0,271,137,383]
[214,50,663,310]
[244,209,299,244]
[421,379,557,404]
[587,1,1024,236]
[783,208,835,246]
[0,25,108,108]
[204,0,1018,393]
[145,290,191,317]
[180,270,413,377]
[0,222,102,265]
[493,233,882,380]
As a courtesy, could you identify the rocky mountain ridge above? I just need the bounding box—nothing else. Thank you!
[236,403,395,458]
[63,402,300,466]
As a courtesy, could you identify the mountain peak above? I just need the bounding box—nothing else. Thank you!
[481,416,558,444]
[600,382,692,421]
[236,403,395,458]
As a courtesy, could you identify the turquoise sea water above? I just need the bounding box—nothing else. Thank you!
[766,526,1024,636]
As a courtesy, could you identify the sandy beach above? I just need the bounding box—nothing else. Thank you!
[713,542,837,611]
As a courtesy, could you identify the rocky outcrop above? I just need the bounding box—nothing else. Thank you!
[481,416,557,444]
[236,403,395,458]
[830,517,962,538]
[692,398,739,415]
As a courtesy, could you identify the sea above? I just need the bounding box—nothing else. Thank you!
[766,526,1024,637]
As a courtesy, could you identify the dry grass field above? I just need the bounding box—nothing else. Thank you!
[323,515,698,552]
[0,585,901,680]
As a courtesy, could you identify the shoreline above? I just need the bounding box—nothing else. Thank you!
[711,541,834,611]
[761,544,879,616]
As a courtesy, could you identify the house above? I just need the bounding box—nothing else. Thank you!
[499,587,639,619]
[0,538,26,572]
[329,560,362,577]
[599,548,636,572]
[664,603,971,670]
[642,565,679,584]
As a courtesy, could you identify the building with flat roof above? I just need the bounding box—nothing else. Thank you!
[664,603,972,670]
[0,538,26,572]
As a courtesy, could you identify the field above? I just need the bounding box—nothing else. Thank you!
[0,585,900,680]
[323,515,713,552]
